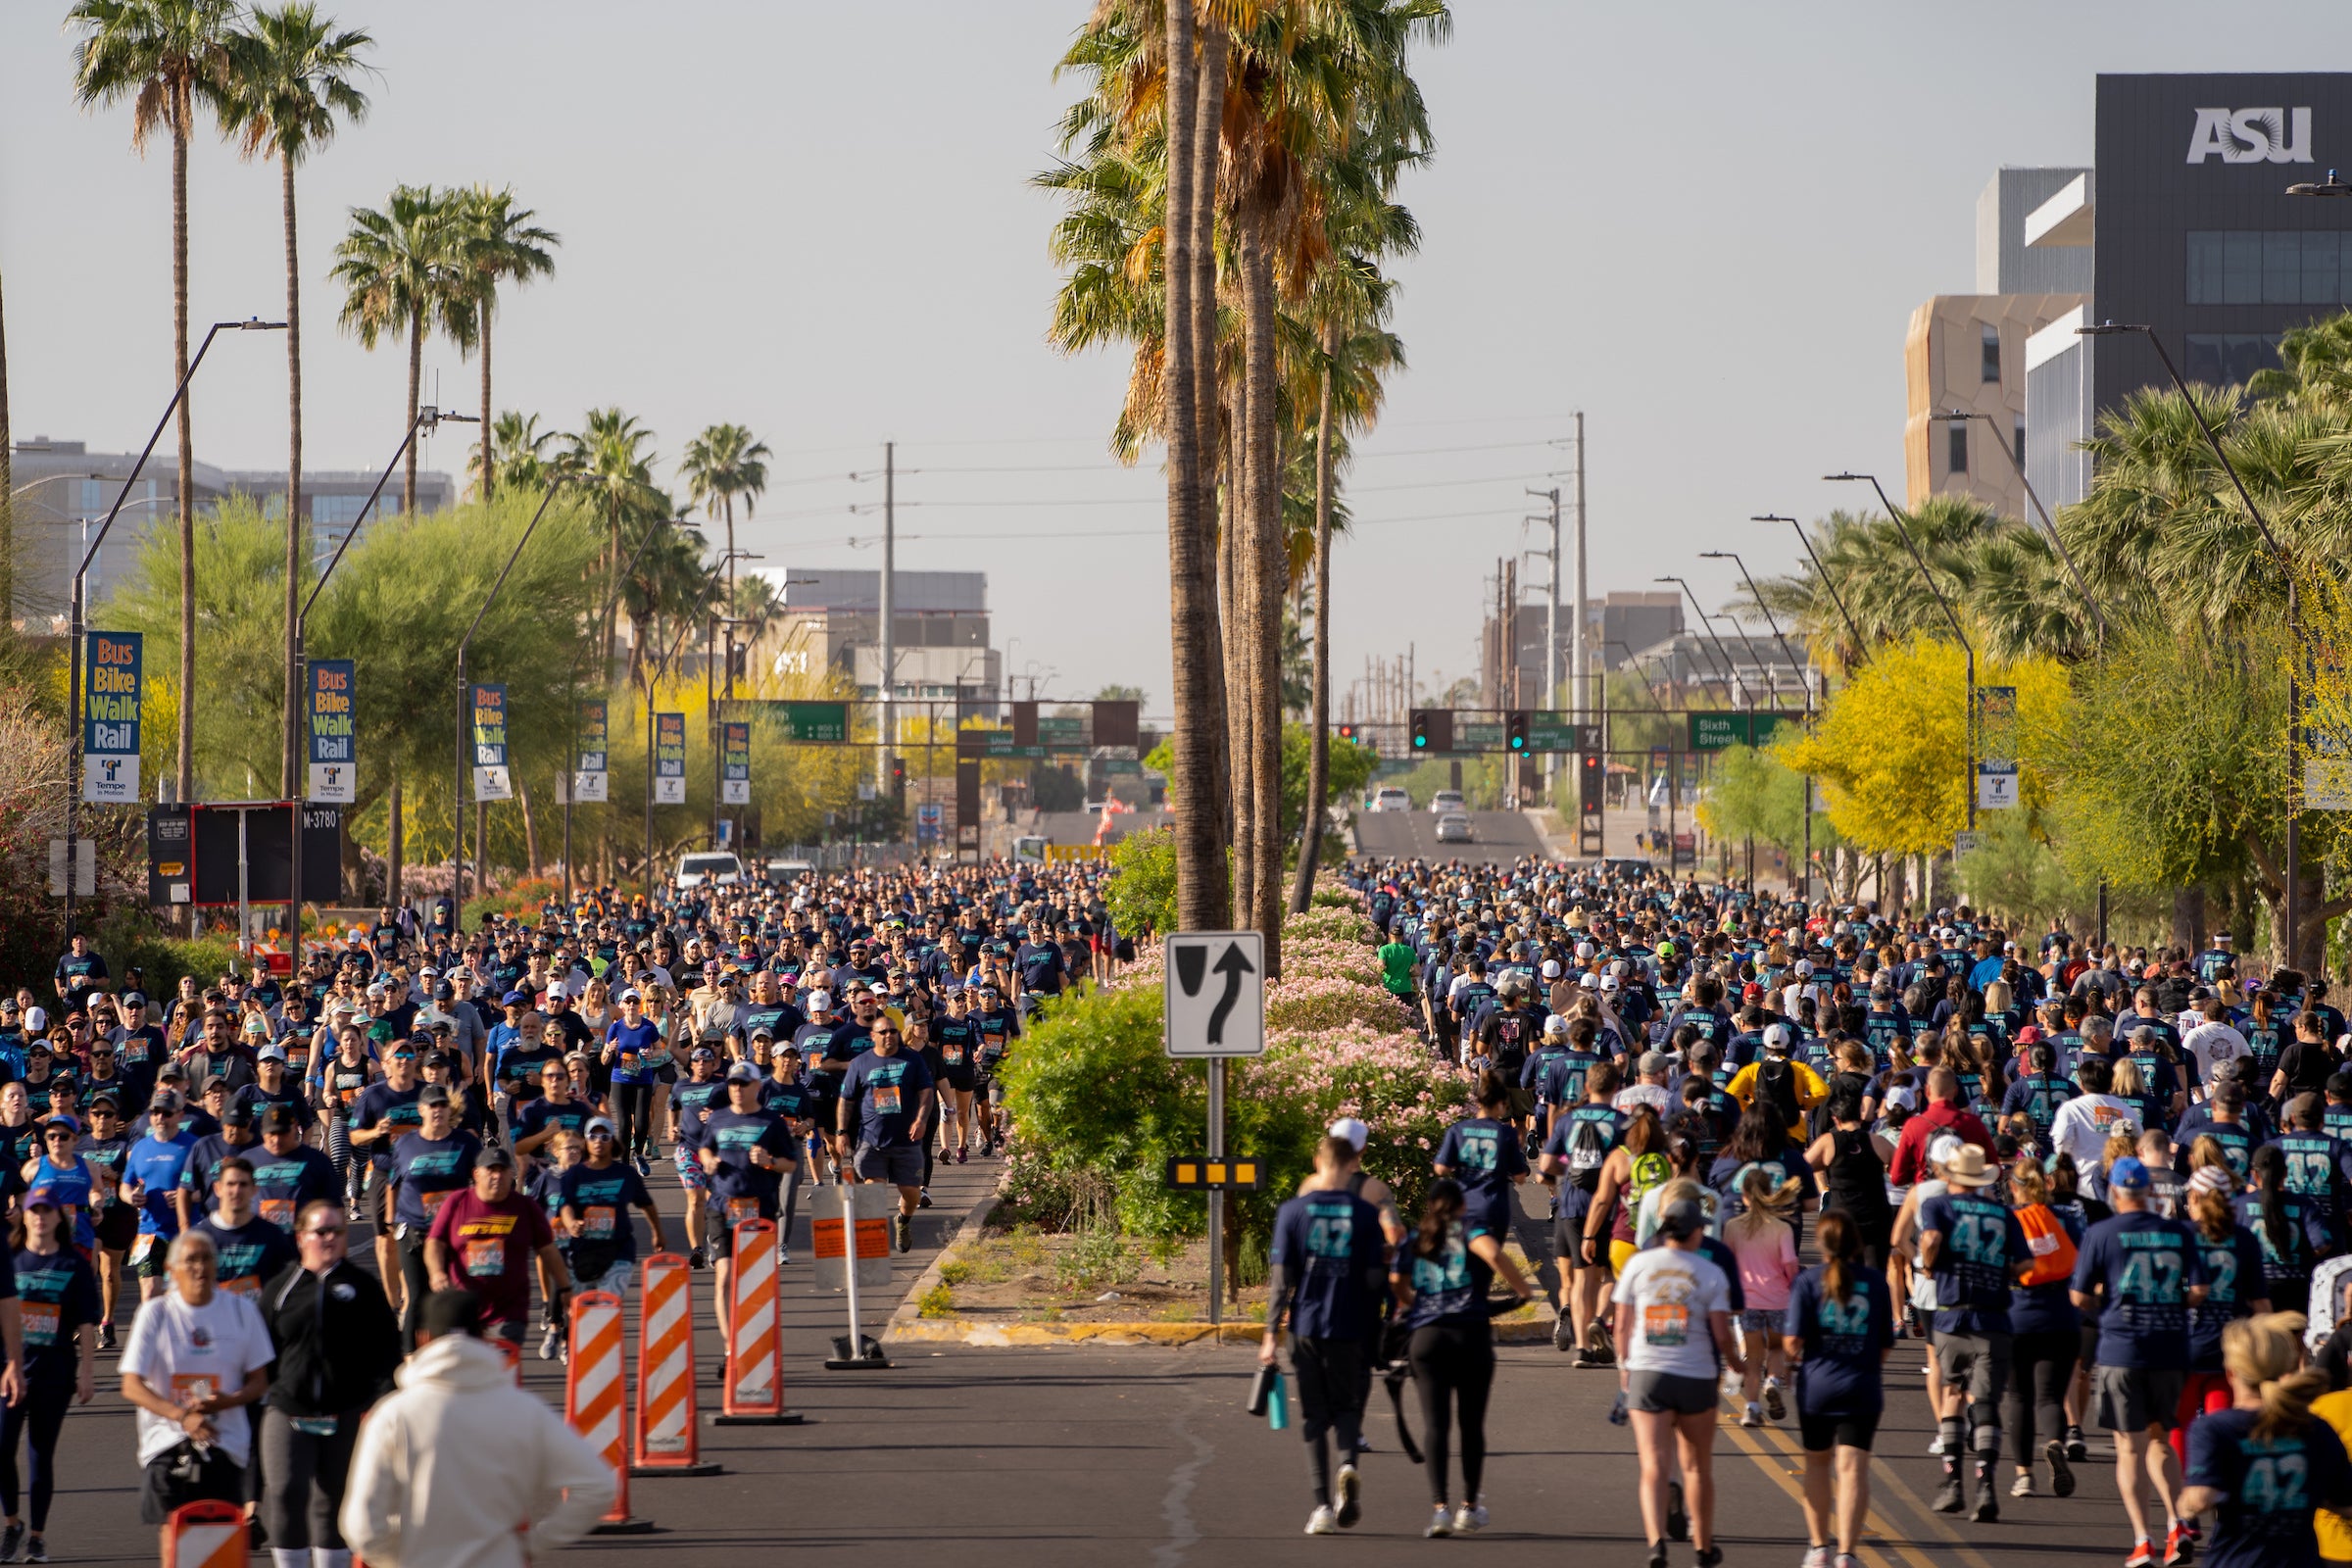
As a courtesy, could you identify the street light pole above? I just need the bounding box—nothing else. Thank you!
[1703,548,1817,899]
[2078,318,2306,968]
[64,318,283,944]
[287,405,474,956]
[1931,409,2108,646]
[1753,514,1870,669]
[454,474,571,922]
[1656,575,1745,708]
[1826,472,1978,833]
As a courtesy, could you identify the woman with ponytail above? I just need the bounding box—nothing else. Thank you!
[2179,1312,2352,1566]
[2240,1144,2332,1321]
[1783,1210,1894,1568]
[2174,1164,2270,1474]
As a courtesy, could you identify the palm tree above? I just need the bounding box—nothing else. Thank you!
[219,1,372,799]
[71,0,239,804]
[476,410,555,496]
[558,408,663,670]
[680,422,771,695]
[452,187,558,497]
[330,185,475,514]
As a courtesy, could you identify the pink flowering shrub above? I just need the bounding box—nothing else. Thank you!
[1265,974,1418,1036]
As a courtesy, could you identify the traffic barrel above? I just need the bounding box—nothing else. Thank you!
[633,1252,720,1474]
[713,1217,801,1424]
[564,1290,652,1534]
[163,1500,247,1568]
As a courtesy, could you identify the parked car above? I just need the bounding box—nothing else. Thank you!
[673,851,744,889]
[764,858,814,887]
[1429,789,1466,815]
[1367,787,1412,812]
[1434,811,1474,844]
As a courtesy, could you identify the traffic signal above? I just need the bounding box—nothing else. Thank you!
[890,757,907,800]
[1336,723,1358,743]
[1505,710,1530,753]
[1409,709,1451,754]
[1580,752,1604,813]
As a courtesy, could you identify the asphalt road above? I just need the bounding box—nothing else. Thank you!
[54,1146,2140,1567]
[1354,809,1550,866]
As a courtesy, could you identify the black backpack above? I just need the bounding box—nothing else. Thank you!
[1757,1055,1802,1130]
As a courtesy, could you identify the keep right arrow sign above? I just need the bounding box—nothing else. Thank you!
[1163,931,1266,1057]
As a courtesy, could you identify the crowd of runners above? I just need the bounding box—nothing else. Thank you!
[4,857,1116,1560]
[1261,854,2352,1567]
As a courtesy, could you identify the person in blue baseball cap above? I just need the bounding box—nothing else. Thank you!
[2070,1152,2210,1568]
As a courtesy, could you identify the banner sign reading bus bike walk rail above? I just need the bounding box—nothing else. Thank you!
[572,698,609,804]
[82,630,141,803]
[305,660,356,803]
[655,711,687,804]
[470,683,514,802]
[721,721,751,805]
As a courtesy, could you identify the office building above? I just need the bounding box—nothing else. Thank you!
[8,435,454,626]
[2024,74,2352,508]
[751,566,1003,710]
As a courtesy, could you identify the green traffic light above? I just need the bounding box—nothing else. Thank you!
[1413,736,1426,748]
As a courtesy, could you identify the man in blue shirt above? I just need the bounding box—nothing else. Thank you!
[121,1089,196,1303]
[1916,1143,2030,1524]
[1261,1135,1391,1536]
[2070,1156,2209,1568]
[838,1018,935,1254]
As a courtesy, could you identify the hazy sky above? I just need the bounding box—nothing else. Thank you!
[10,1,2352,719]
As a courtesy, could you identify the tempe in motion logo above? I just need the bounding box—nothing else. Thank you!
[1162,932,1265,1058]
[2187,107,2314,164]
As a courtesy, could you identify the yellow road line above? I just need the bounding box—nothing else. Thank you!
[1739,1416,1947,1568]
[1718,1419,1903,1568]
[1862,1444,2000,1568]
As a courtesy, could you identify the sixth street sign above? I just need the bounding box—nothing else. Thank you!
[1162,931,1265,1057]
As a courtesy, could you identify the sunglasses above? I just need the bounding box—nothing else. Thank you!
[303,1225,346,1239]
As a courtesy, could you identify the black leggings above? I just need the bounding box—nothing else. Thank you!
[611,1083,656,1160]
[1408,1320,1495,1507]
[0,1382,69,1530]
[2003,1328,2080,1469]
[1292,1336,1366,1506]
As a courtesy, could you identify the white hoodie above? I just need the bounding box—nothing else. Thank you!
[339,1333,614,1568]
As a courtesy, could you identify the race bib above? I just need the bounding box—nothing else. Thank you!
[463,1238,505,1277]
[222,1275,259,1296]
[1642,1302,1690,1348]
[582,1205,616,1239]
[726,1197,759,1226]
[872,1084,903,1116]
[260,1198,294,1231]
[130,1235,156,1265]
[943,1043,964,1065]
[421,1189,453,1222]
[20,1303,57,1348]
[171,1373,219,1404]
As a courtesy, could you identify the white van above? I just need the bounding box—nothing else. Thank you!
[672,851,744,889]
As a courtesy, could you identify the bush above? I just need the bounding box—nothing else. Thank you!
[1284,906,1375,947]
[1265,975,1418,1036]
[1309,888,1358,910]
[1102,827,1177,939]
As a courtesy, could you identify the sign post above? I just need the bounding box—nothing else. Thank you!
[1162,931,1266,1327]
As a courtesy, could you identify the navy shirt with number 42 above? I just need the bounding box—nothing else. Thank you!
[1267,1189,1387,1342]
[2185,1406,2352,1568]
[1917,1189,2029,1334]
[840,1050,934,1149]
[2071,1209,2208,1369]
[1433,1116,1529,1241]
[1784,1264,1895,1417]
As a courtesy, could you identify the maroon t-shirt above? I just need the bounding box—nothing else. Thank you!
[426,1186,554,1326]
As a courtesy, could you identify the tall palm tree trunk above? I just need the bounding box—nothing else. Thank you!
[1161,0,1225,931]
[1290,334,1338,915]
[402,314,422,514]
[172,101,197,805]
[1203,450,1233,852]
[1223,392,1255,929]
[281,154,303,799]
[1244,218,1283,974]
[386,763,403,907]
[1190,16,1231,875]
[1,260,12,627]
[477,304,494,498]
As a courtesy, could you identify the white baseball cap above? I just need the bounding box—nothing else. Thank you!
[1543,1013,1570,1039]
[807,990,834,1013]
[1327,1117,1369,1151]
[1540,959,1563,980]
[23,1007,46,1033]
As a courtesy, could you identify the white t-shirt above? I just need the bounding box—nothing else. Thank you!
[2182,1023,2250,1085]
[1615,1245,1732,1379]
[121,1287,275,1465]
[2048,1093,2142,1172]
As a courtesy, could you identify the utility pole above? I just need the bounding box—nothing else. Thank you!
[878,440,895,798]
[1529,482,1561,804]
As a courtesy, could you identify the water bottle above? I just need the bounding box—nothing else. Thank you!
[1608,1389,1628,1427]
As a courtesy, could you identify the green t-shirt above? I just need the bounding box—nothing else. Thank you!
[1378,942,1417,998]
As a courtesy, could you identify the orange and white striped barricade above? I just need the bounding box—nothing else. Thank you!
[163,1499,247,1568]
[563,1290,653,1533]
[631,1252,721,1475]
[712,1217,802,1424]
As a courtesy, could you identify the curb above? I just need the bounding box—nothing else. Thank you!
[884,1200,1558,1349]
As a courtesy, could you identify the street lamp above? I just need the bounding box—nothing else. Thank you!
[453,473,574,917]
[640,554,729,899]
[1702,548,1818,899]
[2286,169,2352,198]
[1653,575,1744,707]
[1930,409,2108,644]
[2077,318,2307,965]
[1753,514,1869,666]
[64,317,284,944]
[1825,471,1980,831]
[562,515,699,906]
[288,404,476,952]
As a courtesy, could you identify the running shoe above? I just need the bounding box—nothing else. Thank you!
[956,1147,968,1165]
[538,1324,560,1362]
[1425,1506,1452,1539]
[776,1246,791,1265]
[2125,1543,2156,1568]
[2010,1473,2034,1498]
[1933,1474,1965,1514]
[918,1189,934,1209]
[2046,1438,2076,1497]
[689,1247,709,1270]
[1304,1506,1337,1536]
[634,1152,652,1177]
[1802,1548,1832,1568]
[20,1537,41,1565]
[1973,1485,1998,1524]
[2165,1522,2194,1565]
[1334,1463,1360,1529]
[2065,1426,2089,1463]
[894,1213,912,1253]
[1764,1377,1786,1421]
[1553,1313,1576,1352]
[1740,1402,1764,1428]
[2,1520,24,1562]
[1694,1548,1723,1568]
[1451,1499,1487,1535]
[1667,1481,1689,1542]
[1644,1543,1667,1568]
[97,1323,116,1352]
